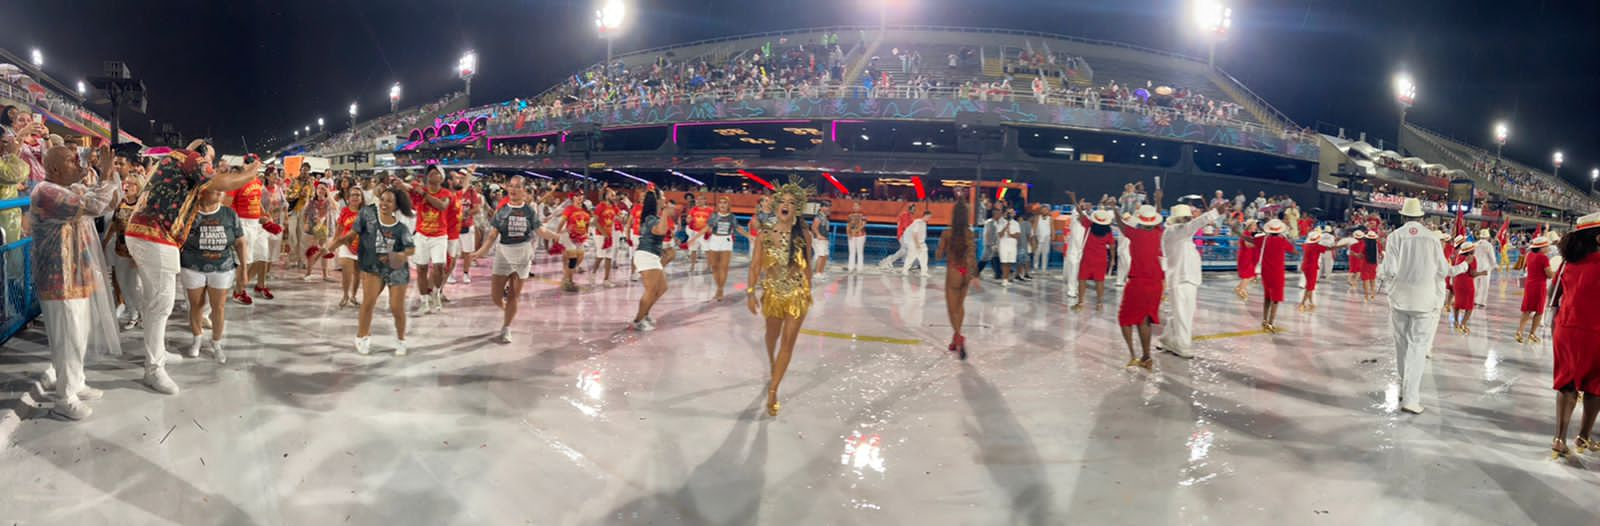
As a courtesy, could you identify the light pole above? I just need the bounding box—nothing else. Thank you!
[317,117,325,132]
[30,48,42,68]
[595,0,627,80]
[458,51,477,101]
[1192,0,1232,68]
[390,82,402,113]
[75,80,85,97]
[1591,168,1598,194]
[1493,121,1508,161]
[1553,151,1564,181]
[1393,73,1415,146]
[348,103,358,130]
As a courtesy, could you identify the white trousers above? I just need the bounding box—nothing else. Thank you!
[1391,309,1438,404]
[1032,241,1049,270]
[126,237,178,369]
[902,245,929,273]
[879,237,909,268]
[111,254,143,320]
[847,236,866,271]
[1064,247,1082,296]
[1473,274,1489,306]
[43,299,90,399]
[1114,237,1131,286]
[1159,282,1198,352]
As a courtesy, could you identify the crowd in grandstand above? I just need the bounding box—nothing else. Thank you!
[311,92,463,155]
[1471,156,1596,211]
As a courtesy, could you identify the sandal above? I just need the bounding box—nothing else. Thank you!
[1552,438,1572,460]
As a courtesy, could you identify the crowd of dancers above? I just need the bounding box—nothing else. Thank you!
[17,138,1600,458]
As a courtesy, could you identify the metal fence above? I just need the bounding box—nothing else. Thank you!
[0,196,36,345]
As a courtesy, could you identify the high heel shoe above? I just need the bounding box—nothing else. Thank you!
[1125,358,1141,368]
[1576,436,1596,454]
[1514,332,1525,343]
[766,388,780,417]
[1530,334,1542,343]
[955,334,967,361]
[1137,357,1154,371]
[1552,438,1571,459]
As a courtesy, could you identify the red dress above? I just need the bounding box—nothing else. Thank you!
[1078,231,1113,281]
[1258,235,1294,302]
[1348,241,1367,278]
[1236,234,1260,279]
[1451,255,1477,311]
[1302,243,1326,291]
[1359,240,1380,281]
[1553,255,1600,394]
[1521,251,1550,314]
[1117,225,1165,327]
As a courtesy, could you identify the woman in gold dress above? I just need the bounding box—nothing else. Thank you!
[746,181,814,417]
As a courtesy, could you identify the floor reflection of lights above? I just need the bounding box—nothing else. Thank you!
[841,431,887,477]
[565,369,606,419]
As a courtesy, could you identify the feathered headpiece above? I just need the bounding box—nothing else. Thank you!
[774,176,816,204]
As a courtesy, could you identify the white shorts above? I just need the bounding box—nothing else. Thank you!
[447,237,461,256]
[335,245,357,261]
[457,230,476,254]
[998,239,1019,264]
[812,237,829,258]
[240,218,273,264]
[411,234,449,265]
[265,226,283,264]
[492,242,534,278]
[633,250,663,272]
[706,234,734,252]
[588,232,620,259]
[180,268,236,290]
[687,232,706,253]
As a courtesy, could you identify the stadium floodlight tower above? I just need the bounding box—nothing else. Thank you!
[459,51,478,101]
[317,117,325,132]
[390,82,402,113]
[1493,121,1509,160]
[349,103,359,130]
[596,0,628,80]
[1553,150,1564,180]
[76,80,85,97]
[1393,72,1415,144]
[1192,0,1232,68]
[30,48,42,68]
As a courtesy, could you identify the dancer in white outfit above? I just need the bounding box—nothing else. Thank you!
[1473,229,1495,307]
[1113,226,1131,287]
[1062,195,1089,295]
[1032,205,1052,271]
[901,211,931,276]
[1377,198,1451,415]
[1157,202,1222,358]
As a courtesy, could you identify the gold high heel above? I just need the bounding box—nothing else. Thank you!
[1552,438,1571,459]
[1070,303,1083,312]
[767,389,780,417]
[1137,357,1154,371]
[1125,358,1141,368]
[1530,334,1542,343]
[1576,437,1596,454]
[1514,332,1525,343]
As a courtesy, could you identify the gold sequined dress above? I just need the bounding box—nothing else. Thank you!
[759,230,813,319]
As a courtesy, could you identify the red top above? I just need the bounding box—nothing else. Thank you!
[1119,225,1165,281]
[896,211,913,238]
[457,189,481,229]
[594,202,618,236]
[1297,218,1315,237]
[1237,234,1261,278]
[630,203,644,235]
[1556,255,1599,330]
[337,206,360,251]
[411,187,454,237]
[688,205,714,232]
[1524,251,1551,290]
[445,189,464,240]
[229,178,264,220]
[1259,235,1294,279]
[563,205,592,244]
[1451,255,1478,294]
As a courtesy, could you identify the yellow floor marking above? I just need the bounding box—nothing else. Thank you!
[799,329,923,346]
[1192,328,1276,341]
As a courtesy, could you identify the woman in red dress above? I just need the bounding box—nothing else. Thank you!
[1234,219,1260,300]
[1347,231,1367,288]
[1449,243,1483,333]
[1359,230,1382,301]
[1298,231,1330,311]
[1257,219,1295,332]
[1550,214,1600,458]
[1071,209,1116,311]
[1515,235,1555,343]
[1118,204,1166,370]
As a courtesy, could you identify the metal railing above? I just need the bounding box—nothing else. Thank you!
[1405,122,1597,210]
[0,196,36,345]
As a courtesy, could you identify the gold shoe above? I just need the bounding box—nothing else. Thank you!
[1576,437,1596,454]
[1531,334,1542,343]
[768,401,780,417]
[1137,358,1154,371]
[1070,303,1083,312]
[1125,358,1141,368]
[1514,332,1525,343]
[1552,438,1571,459]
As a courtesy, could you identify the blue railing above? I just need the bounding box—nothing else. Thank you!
[0,196,35,345]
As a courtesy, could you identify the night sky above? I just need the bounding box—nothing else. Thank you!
[2,0,1596,189]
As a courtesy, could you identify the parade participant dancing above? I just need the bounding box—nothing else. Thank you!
[179,187,245,363]
[1297,230,1332,312]
[226,159,269,306]
[1449,243,1484,334]
[845,202,866,273]
[877,203,916,271]
[706,196,739,300]
[747,179,816,416]
[547,195,592,292]
[394,166,455,314]
[323,187,415,356]
[31,144,122,420]
[449,169,484,285]
[901,210,932,277]
[1117,201,1166,370]
[124,140,260,395]
[1062,196,1089,295]
[1473,229,1495,308]
[684,193,714,273]
[1514,235,1555,343]
[810,201,832,277]
[591,189,622,286]
[1070,208,1115,311]
[1359,230,1382,301]
[254,168,287,299]
[631,190,677,331]
[1376,199,1449,414]
[937,198,980,359]
[470,177,557,343]
[1234,219,1260,300]
[1550,214,1600,458]
[1156,201,1222,358]
[334,190,366,308]
[104,162,145,329]
[1258,219,1296,333]
[299,182,336,281]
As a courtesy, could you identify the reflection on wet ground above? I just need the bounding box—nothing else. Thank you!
[1,258,1596,524]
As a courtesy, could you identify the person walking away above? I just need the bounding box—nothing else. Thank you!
[1117,202,1166,370]
[1070,209,1115,311]
[1257,219,1296,333]
[1376,198,1450,414]
[1549,214,1600,458]
[1157,202,1222,358]
[937,199,980,359]
[901,210,931,277]
[1297,231,1332,312]
[1449,243,1484,333]
[1473,229,1495,307]
[1234,219,1260,300]
[1515,234,1556,343]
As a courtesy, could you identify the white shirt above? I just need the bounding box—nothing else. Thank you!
[1162,210,1220,286]
[905,218,928,248]
[1473,239,1495,273]
[1035,215,1052,247]
[999,219,1020,246]
[1377,221,1451,312]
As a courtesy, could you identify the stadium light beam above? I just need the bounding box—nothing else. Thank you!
[389,82,402,113]
[348,102,358,129]
[30,48,42,68]
[1493,121,1509,160]
[1192,1,1232,67]
[1553,150,1564,181]
[317,117,325,131]
[669,170,704,186]
[75,80,85,96]
[1392,72,1415,144]
[459,50,478,100]
[596,0,628,80]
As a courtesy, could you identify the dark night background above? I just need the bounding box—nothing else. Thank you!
[1,0,1596,189]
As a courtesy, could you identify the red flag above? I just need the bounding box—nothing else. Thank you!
[1453,208,1465,237]
[1534,223,1544,242]
[1496,217,1509,245]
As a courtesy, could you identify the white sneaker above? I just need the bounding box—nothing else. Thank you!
[212,341,227,364]
[143,367,180,395]
[53,397,92,421]
[302,274,317,282]
[394,340,409,356]
[76,387,105,401]
[1400,403,1424,414]
[919,272,931,278]
[463,274,472,284]
[355,336,371,355]
[633,320,654,332]
[495,327,511,344]
[186,337,203,358]
[447,275,457,284]
[40,367,57,391]
[431,294,444,313]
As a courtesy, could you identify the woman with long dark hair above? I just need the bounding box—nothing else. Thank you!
[1360,230,1381,301]
[937,197,980,359]
[322,187,415,356]
[1071,209,1116,311]
[747,181,815,417]
[1550,215,1600,458]
[631,189,676,330]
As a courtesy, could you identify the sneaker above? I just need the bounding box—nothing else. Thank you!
[76,387,105,401]
[121,316,141,330]
[413,295,430,315]
[232,291,254,305]
[431,295,445,313]
[632,320,654,332]
[463,274,472,285]
[919,272,931,278]
[644,315,656,326]
[212,341,227,364]
[53,397,92,421]
[143,367,180,395]
[1400,403,1424,414]
[186,337,203,358]
[394,340,408,357]
[355,336,371,355]
[254,286,275,300]
[495,327,511,344]
[1002,280,1011,288]
[447,275,458,284]
[40,367,58,391]
[302,274,317,282]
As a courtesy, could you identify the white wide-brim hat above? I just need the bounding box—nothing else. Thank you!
[1306,231,1324,243]
[1264,219,1287,234]
[1399,197,1425,217]
[1577,212,1600,232]
[1090,209,1115,225]
[1167,204,1194,224]
[1530,236,1551,249]
[1135,205,1162,226]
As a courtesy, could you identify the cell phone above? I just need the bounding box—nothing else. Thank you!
[221,155,246,166]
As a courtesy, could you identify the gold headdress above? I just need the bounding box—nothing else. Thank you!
[774,176,816,204]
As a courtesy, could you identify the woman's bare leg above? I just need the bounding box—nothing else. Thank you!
[764,317,782,372]
[389,283,409,340]
[186,288,206,337]
[206,287,226,340]
[490,275,509,310]
[769,314,807,412]
[502,275,524,329]
[358,273,384,338]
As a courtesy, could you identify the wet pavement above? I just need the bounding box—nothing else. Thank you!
[2,257,1597,525]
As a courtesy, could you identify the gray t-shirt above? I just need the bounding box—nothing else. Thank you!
[1018,220,1034,254]
[493,203,539,245]
[637,216,665,255]
[180,207,243,273]
[710,213,738,236]
[355,206,414,284]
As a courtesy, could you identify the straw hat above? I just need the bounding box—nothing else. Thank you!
[1399,197,1425,217]
[1264,219,1287,234]
[1306,231,1324,244]
[1478,228,1491,238]
[1458,243,1477,254]
[1089,209,1115,225]
[1577,212,1600,232]
[1135,205,1162,226]
[1365,230,1381,239]
[1529,236,1551,249]
[1452,235,1467,245]
[1167,204,1194,224]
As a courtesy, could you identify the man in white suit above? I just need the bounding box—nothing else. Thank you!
[1157,202,1222,358]
[1473,228,1495,307]
[1378,198,1451,414]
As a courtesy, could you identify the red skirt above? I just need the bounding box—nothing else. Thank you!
[1261,268,1286,302]
[1521,283,1547,314]
[1451,275,1475,311]
[1553,326,1600,395]
[1359,260,1377,281]
[1237,248,1258,279]
[1303,261,1321,292]
[1079,251,1108,281]
[1118,278,1162,327]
